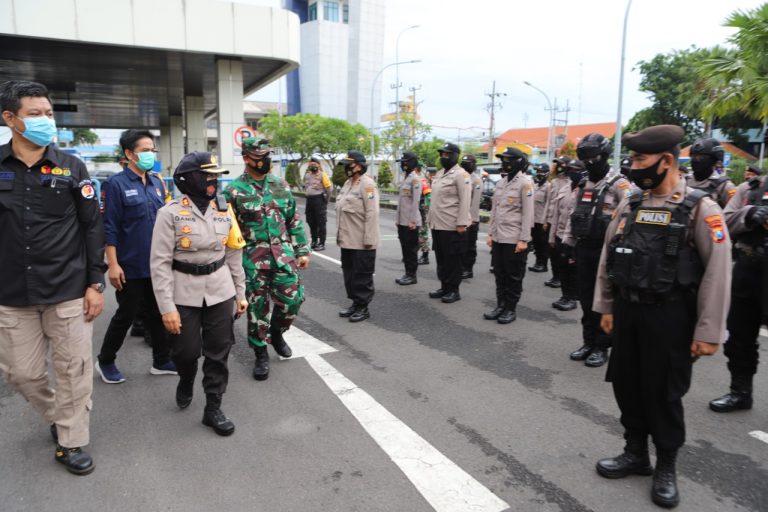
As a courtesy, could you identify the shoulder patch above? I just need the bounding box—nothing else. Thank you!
[727,189,736,198]
[617,181,630,190]
[704,214,726,244]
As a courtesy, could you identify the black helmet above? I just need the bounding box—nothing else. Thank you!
[576,133,612,160]
[690,138,725,162]
[534,163,550,173]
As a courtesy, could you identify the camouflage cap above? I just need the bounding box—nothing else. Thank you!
[242,137,271,157]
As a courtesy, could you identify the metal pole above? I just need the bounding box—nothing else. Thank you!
[395,25,419,129]
[613,0,633,170]
[523,81,553,163]
[370,60,420,180]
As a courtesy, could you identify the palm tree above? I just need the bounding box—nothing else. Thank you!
[700,4,768,164]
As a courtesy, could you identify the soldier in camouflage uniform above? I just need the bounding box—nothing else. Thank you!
[223,138,311,381]
[417,167,435,265]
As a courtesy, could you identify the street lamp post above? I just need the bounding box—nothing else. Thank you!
[370,60,421,180]
[613,0,633,170]
[523,81,554,164]
[395,25,420,127]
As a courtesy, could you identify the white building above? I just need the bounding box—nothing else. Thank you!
[283,0,385,126]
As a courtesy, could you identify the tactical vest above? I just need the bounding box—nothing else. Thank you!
[737,177,768,247]
[607,189,708,298]
[570,175,622,242]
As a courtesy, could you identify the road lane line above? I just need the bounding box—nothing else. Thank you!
[312,252,342,266]
[285,328,508,512]
[749,431,768,445]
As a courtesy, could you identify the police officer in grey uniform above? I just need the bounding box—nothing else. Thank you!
[151,151,247,436]
[563,133,631,368]
[460,154,483,279]
[593,125,731,509]
[686,138,736,209]
[427,143,472,303]
[336,151,380,322]
[303,157,332,251]
[543,156,571,287]
[529,163,552,272]
[395,151,422,285]
[484,147,534,323]
[549,159,584,311]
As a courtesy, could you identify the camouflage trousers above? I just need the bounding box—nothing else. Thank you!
[418,204,430,253]
[245,268,304,348]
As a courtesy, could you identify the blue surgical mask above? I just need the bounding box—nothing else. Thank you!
[136,151,156,171]
[16,115,57,147]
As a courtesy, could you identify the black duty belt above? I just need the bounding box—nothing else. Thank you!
[576,238,604,249]
[172,257,226,276]
[735,243,766,259]
[617,287,685,305]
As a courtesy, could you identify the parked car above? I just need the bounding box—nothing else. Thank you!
[480,173,503,211]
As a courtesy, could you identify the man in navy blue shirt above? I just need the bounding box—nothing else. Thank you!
[95,129,176,383]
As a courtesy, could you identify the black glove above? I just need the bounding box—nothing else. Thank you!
[747,206,768,228]
[561,243,574,260]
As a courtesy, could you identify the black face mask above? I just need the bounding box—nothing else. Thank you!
[460,162,476,174]
[631,156,668,190]
[691,155,715,181]
[534,174,548,185]
[501,157,527,179]
[584,156,609,183]
[246,155,271,175]
[401,161,415,174]
[345,164,359,178]
[567,170,584,188]
[174,170,217,212]
[308,166,319,173]
[440,155,458,170]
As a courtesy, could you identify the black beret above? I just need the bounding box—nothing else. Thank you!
[621,125,684,154]
[437,142,460,154]
[496,147,527,160]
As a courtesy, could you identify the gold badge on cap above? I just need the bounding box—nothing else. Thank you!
[210,155,218,166]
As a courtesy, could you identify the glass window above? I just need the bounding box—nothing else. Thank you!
[323,1,339,22]
[308,2,317,21]
[343,3,349,23]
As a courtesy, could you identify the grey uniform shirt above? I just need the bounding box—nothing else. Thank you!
[563,174,632,246]
[533,180,551,225]
[468,172,483,223]
[336,174,380,249]
[488,172,535,244]
[549,183,577,244]
[593,179,732,344]
[304,169,331,197]
[396,172,422,227]
[151,195,246,315]
[687,175,737,209]
[545,175,569,226]
[427,164,472,231]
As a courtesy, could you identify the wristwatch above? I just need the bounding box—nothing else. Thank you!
[90,283,105,293]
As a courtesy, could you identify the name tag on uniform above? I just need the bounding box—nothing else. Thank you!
[636,209,671,226]
[581,191,593,202]
[763,191,768,201]
[125,189,139,197]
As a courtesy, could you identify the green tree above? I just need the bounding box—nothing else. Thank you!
[409,137,446,169]
[331,164,347,188]
[259,112,374,168]
[377,161,393,187]
[73,128,98,146]
[700,5,768,160]
[559,141,577,158]
[625,47,724,144]
[284,162,300,188]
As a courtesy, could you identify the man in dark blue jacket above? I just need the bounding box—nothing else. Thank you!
[95,129,176,383]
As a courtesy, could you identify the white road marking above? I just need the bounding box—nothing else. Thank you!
[285,328,509,512]
[312,252,342,266]
[749,431,768,445]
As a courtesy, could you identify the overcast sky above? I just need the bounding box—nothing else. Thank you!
[248,0,764,142]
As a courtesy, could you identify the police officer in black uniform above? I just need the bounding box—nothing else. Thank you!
[566,133,631,367]
[593,125,731,509]
[709,166,768,412]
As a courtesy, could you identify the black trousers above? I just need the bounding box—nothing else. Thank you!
[552,238,578,299]
[432,229,466,293]
[397,224,419,276]
[171,298,235,395]
[341,248,376,307]
[608,295,695,451]
[461,222,479,272]
[576,241,611,350]
[531,223,550,267]
[98,278,170,366]
[724,255,762,377]
[491,241,527,310]
[306,195,327,244]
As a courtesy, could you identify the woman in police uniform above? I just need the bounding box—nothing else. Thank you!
[151,151,247,436]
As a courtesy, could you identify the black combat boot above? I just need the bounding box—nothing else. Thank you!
[497,309,516,324]
[528,263,547,272]
[349,306,370,322]
[544,277,561,288]
[270,325,293,358]
[396,274,417,285]
[176,378,194,409]
[569,345,592,361]
[55,445,94,475]
[709,373,753,413]
[585,348,608,367]
[202,393,235,436]
[596,432,653,479]
[483,303,504,320]
[554,297,578,311]
[339,304,356,317]
[461,270,473,279]
[651,449,680,508]
[253,345,270,381]
[417,252,429,265]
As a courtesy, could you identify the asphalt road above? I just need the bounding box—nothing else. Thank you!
[1,203,767,512]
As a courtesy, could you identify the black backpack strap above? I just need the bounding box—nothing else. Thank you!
[215,194,229,212]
